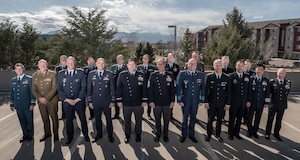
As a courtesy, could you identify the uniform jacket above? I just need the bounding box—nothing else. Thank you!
[249,76,271,108]
[176,70,205,106]
[165,62,180,79]
[83,65,97,78]
[244,69,256,76]
[230,72,251,108]
[205,73,231,108]
[32,70,59,103]
[110,64,128,82]
[222,66,235,74]
[137,64,155,80]
[87,70,116,107]
[10,75,36,109]
[55,65,66,74]
[270,78,291,109]
[57,68,86,102]
[148,71,175,106]
[116,70,148,106]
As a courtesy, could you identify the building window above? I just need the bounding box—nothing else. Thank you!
[287,45,291,49]
[272,29,276,32]
[281,30,285,47]
[289,36,293,41]
[297,36,300,41]
[297,45,300,50]
[297,28,300,32]
[289,28,293,32]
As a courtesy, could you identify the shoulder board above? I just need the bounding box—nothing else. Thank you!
[223,73,229,77]
[12,77,17,80]
[287,80,291,82]
[136,70,144,74]
[207,72,214,76]
[58,69,67,73]
[25,75,32,78]
[89,70,97,74]
[76,68,84,71]
[270,79,275,82]
[47,70,56,74]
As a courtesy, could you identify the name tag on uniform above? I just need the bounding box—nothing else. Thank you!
[103,77,109,80]
[233,79,237,84]
[221,82,227,86]
[166,76,172,82]
[22,80,28,84]
[285,85,290,89]
[44,78,51,82]
[262,81,267,86]
[138,82,143,85]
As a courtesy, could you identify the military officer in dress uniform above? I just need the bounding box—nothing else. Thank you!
[32,59,59,142]
[116,59,148,143]
[165,52,180,120]
[55,55,67,120]
[57,56,90,144]
[221,56,235,74]
[110,54,128,119]
[148,58,175,142]
[265,68,291,141]
[247,63,270,139]
[137,54,155,120]
[192,51,205,72]
[228,61,251,140]
[10,63,35,143]
[83,56,97,120]
[177,58,205,143]
[87,58,115,143]
[204,59,231,142]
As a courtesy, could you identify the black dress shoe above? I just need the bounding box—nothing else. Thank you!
[179,136,186,143]
[54,135,59,142]
[170,116,175,120]
[265,135,270,140]
[247,133,252,138]
[148,116,153,120]
[228,135,234,140]
[154,135,160,142]
[109,136,114,143]
[124,136,130,143]
[274,135,282,141]
[85,136,90,142]
[20,137,27,143]
[136,135,141,142]
[112,116,119,120]
[89,116,94,120]
[59,116,65,120]
[40,135,51,142]
[163,136,169,142]
[205,135,211,142]
[188,136,198,143]
[92,135,103,143]
[253,134,259,139]
[215,136,223,142]
[235,134,243,140]
[66,138,73,144]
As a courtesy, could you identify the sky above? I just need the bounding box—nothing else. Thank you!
[0,0,299,35]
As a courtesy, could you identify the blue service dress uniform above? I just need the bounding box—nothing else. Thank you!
[116,70,148,139]
[176,70,205,138]
[228,72,251,137]
[57,68,89,141]
[265,78,291,137]
[83,65,97,119]
[205,73,231,138]
[247,76,270,137]
[148,71,175,138]
[87,70,115,138]
[110,64,128,118]
[10,74,36,139]
[55,65,67,119]
[137,64,155,117]
[165,62,180,80]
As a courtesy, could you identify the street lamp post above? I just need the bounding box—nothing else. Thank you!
[168,25,177,59]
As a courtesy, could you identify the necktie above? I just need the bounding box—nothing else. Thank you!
[192,72,195,76]
[280,80,283,85]
[69,71,73,76]
[239,74,242,79]
[170,64,173,68]
[18,77,20,83]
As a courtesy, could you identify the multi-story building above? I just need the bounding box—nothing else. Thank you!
[196,18,300,59]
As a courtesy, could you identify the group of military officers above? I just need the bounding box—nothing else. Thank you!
[10,52,291,146]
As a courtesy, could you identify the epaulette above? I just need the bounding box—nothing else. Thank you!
[207,72,214,76]
[223,73,229,76]
[58,69,67,73]
[25,75,32,78]
[89,70,97,74]
[76,68,84,71]
[270,79,275,82]
[287,80,291,83]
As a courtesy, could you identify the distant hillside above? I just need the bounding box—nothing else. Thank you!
[42,31,172,43]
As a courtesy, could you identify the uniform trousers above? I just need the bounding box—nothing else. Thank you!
[94,105,113,137]
[247,106,263,135]
[266,106,285,136]
[154,106,171,137]
[228,106,246,136]
[64,102,88,140]
[207,107,224,137]
[181,104,198,138]
[123,106,143,137]
[38,101,58,136]
[16,108,34,138]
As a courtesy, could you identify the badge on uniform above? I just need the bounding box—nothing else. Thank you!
[262,81,267,86]
[210,81,214,84]
[138,82,143,85]
[138,76,144,81]
[221,82,227,86]
[184,80,188,88]
[44,78,51,82]
[197,78,201,84]
[75,79,80,82]
[22,80,28,84]
[92,75,97,80]
[285,85,290,90]
[166,76,172,82]
[103,75,109,80]
[233,79,237,84]
[63,78,67,86]
[167,82,170,86]
[244,77,249,82]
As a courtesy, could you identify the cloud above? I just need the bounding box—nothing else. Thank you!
[253,16,264,19]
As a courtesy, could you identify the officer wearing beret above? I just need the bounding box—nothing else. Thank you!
[110,54,128,119]
[87,58,115,143]
[247,63,270,139]
[265,68,291,141]
[55,55,67,120]
[83,56,97,120]
[10,63,35,143]
[116,59,148,143]
[177,58,205,143]
[165,53,180,120]
[148,58,175,142]
[228,61,251,140]
[137,54,155,120]
[204,59,231,142]
[57,56,90,144]
[32,59,59,142]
